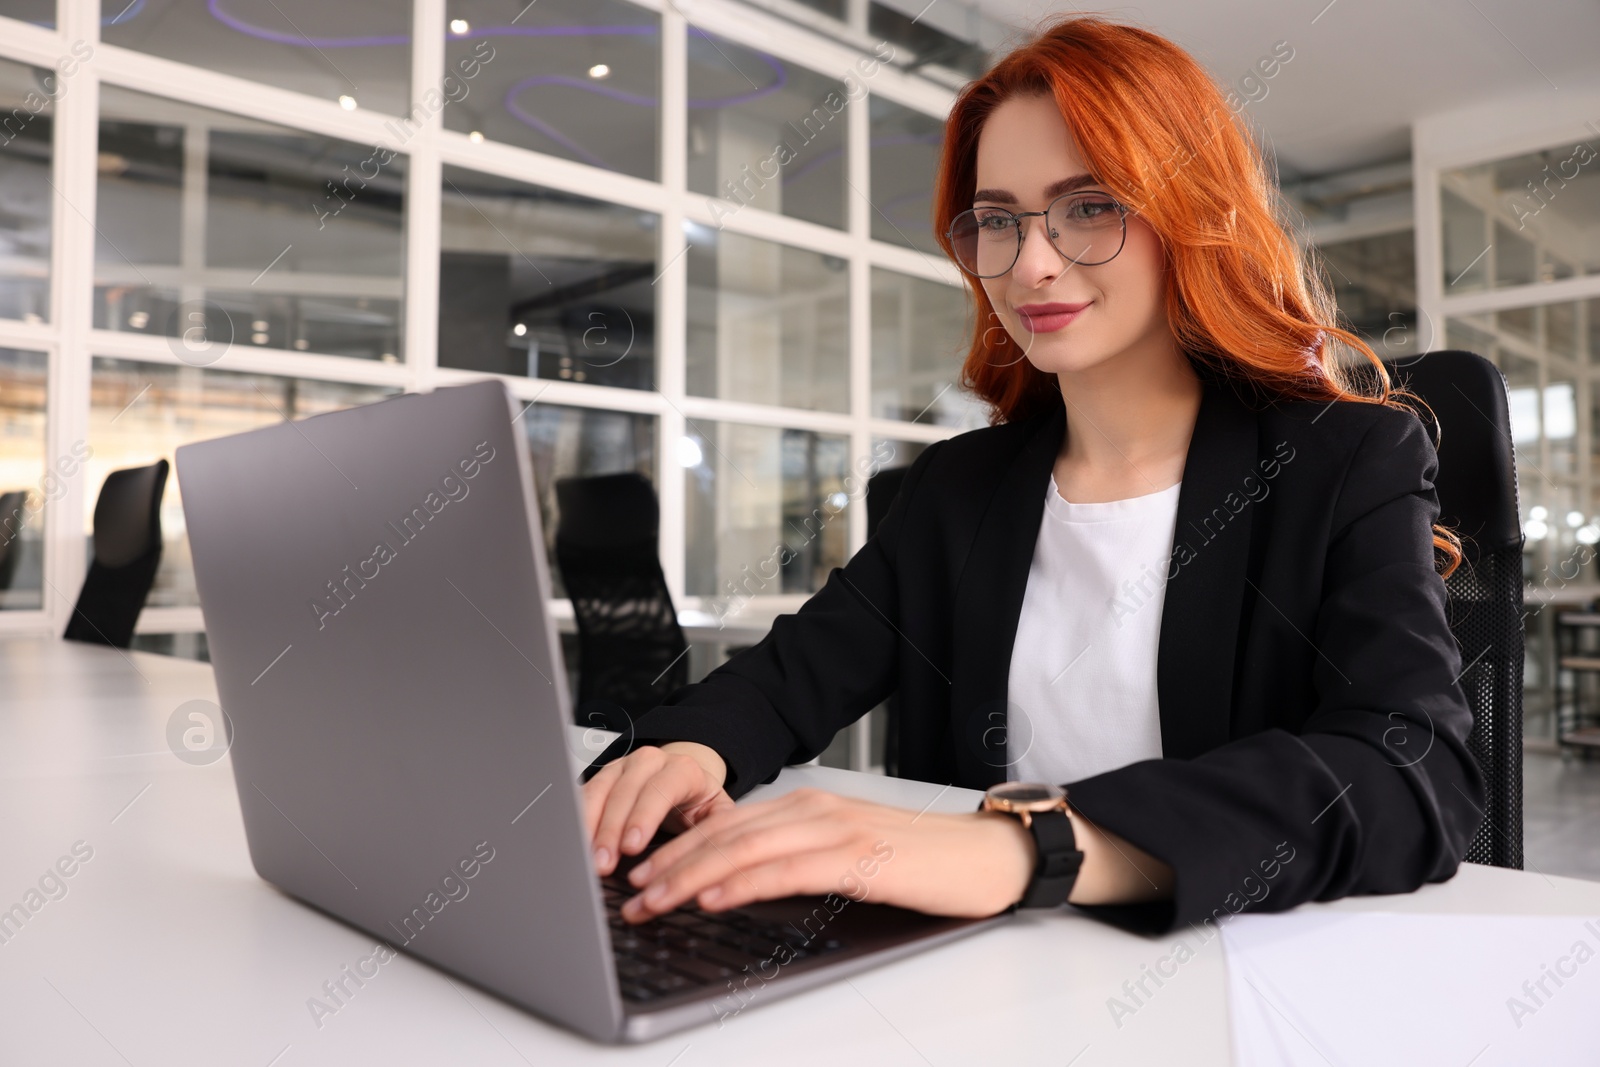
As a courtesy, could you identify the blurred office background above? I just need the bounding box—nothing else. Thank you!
[1,1,1599,844]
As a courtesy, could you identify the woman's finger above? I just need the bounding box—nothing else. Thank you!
[592,749,677,874]
[623,814,855,920]
[628,786,837,886]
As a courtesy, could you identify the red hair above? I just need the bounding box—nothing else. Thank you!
[932,13,1460,575]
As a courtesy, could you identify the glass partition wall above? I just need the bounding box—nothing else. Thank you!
[1426,129,1600,743]
[0,0,969,773]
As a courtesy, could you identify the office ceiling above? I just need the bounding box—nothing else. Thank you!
[972,0,1600,180]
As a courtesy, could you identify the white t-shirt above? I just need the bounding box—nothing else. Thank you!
[1006,473,1181,784]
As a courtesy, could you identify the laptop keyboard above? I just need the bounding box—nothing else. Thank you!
[601,874,847,1003]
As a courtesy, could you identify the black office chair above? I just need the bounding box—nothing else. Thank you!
[0,490,28,592]
[866,465,912,777]
[554,472,689,734]
[64,459,169,649]
[1384,350,1524,869]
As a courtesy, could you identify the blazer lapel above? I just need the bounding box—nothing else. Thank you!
[950,402,1064,789]
[947,367,1260,788]
[1155,371,1261,759]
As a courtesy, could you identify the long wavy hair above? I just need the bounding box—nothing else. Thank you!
[932,13,1462,576]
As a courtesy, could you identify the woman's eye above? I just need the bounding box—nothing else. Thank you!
[1068,197,1116,219]
[976,213,1013,232]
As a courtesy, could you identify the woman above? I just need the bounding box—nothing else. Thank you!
[580,14,1485,933]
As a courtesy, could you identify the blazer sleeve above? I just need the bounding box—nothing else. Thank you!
[1064,406,1488,934]
[580,440,946,797]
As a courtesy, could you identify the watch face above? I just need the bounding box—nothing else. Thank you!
[989,782,1065,805]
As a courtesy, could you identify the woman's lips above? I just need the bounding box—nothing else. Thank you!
[1016,302,1090,333]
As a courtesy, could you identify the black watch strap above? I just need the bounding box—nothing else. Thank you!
[1019,809,1082,908]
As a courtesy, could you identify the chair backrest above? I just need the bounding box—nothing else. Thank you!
[64,459,169,648]
[1384,350,1524,869]
[0,489,28,591]
[553,472,687,732]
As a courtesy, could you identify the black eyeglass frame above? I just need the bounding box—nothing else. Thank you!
[945,191,1132,279]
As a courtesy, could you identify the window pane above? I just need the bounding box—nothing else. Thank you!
[0,348,47,611]
[96,86,405,362]
[0,57,52,323]
[869,96,942,255]
[685,422,848,597]
[1314,230,1419,360]
[89,358,398,608]
[443,0,659,181]
[687,29,845,230]
[870,266,984,427]
[1441,141,1600,292]
[686,224,848,412]
[439,165,658,389]
[522,403,657,598]
[1440,188,1488,293]
[102,0,411,114]
[0,1,54,28]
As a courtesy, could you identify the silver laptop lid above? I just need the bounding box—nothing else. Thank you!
[176,379,624,1041]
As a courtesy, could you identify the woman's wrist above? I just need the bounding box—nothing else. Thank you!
[1064,805,1174,905]
[973,810,1036,914]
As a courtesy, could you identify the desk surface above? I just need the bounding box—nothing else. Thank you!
[3,638,1598,1066]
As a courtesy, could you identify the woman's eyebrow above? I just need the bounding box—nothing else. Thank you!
[973,173,1101,204]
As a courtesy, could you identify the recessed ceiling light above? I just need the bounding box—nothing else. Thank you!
[338,95,357,110]
[468,130,484,143]
[588,63,610,79]
[252,332,269,344]
[450,18,469,34]
[513,323,527,336]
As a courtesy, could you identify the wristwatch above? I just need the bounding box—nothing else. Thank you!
[979,782,1083,909]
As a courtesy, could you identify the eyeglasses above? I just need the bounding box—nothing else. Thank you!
[946,192,1129,279]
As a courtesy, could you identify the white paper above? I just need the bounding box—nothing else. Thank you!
[1220,911,1600,1066]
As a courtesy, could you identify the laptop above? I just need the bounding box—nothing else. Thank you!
[175,379,1007,1043]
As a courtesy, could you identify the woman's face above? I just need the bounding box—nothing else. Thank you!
[972,93,1173,377]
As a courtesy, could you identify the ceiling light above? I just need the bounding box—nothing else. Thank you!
[1568,510,1585,528]
[588,63,611,79]
[449,18,469,34]
[513,323,527,336]
[468,130,484,143]
[338,95,357,110]
[252,332,269,344]
[677,436,704,469]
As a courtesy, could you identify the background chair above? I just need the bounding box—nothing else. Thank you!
[1385,350,1524,869]
[554,472,688,734]
[64,460,168,649]
[866,464,912,777]
[0,490,28,594]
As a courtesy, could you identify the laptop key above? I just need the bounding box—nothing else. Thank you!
[643,970,693,994]
[666,955,734,984]
[693,943,761,971]
[619,983,656,1002]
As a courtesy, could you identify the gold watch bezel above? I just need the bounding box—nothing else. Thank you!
[981,782,1069,829]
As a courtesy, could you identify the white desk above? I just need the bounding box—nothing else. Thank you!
[2,638,1597,1066]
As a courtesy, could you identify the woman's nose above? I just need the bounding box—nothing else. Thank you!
[1011,216,1065,288]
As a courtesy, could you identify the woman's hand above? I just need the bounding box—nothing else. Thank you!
[616,787,1038,922]
[582,742,736,877]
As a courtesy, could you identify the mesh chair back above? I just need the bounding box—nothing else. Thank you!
[554,473,687,733]
[0,490,28,591]
[1386,351,1524,868]
[64,459,168,648]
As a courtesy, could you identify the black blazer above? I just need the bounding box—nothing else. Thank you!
[583,364,1487,933]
